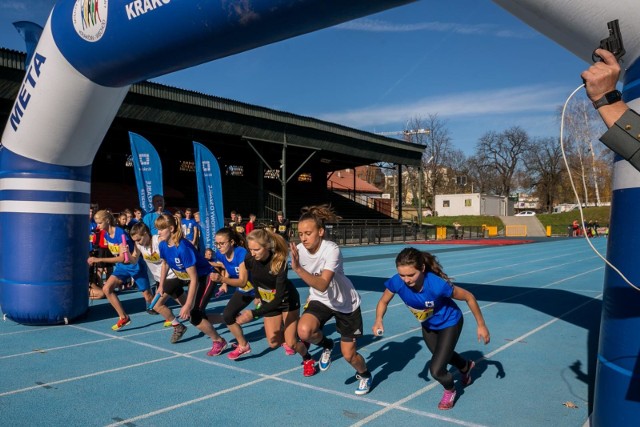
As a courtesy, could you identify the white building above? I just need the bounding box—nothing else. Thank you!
[435,193,509,216]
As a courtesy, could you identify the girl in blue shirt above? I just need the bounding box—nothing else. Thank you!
[206,227,255,360]
[373,247,490,410]
[156,214,228,356]
[87,210,152,331]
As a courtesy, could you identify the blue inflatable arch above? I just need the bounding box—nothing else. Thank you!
[0,0,414,325]
[1,1,639,425]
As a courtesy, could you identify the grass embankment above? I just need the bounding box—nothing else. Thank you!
[423,215,503,229]
[536,207,611,235]
[420,207,611,236]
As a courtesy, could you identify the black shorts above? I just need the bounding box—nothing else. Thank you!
[262,296,301,318]
[303,300,363,339]
[163,278,186,299]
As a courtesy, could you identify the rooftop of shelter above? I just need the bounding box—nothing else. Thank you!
[0,47,425,170]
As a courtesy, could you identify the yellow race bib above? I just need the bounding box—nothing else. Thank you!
[239,280,254,293]
[407,305,433,322]
[258,286,276,302]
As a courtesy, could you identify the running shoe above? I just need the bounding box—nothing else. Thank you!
[303,358,317,377]
[207,338,228,356]
[319,346,332,371]
[163,320,173,328]
[283,343,296,356]
[355,374,372,395]
[438,389,457,410]
[146,305,159,315]
[227,343,251,360]
[170,323,187,344]
[461,360,475,386]
[111,316,131,331]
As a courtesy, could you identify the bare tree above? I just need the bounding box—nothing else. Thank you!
[474,126,530,196]
[560,98,608,206]
[522,137,565,213]
[403,114,456,207]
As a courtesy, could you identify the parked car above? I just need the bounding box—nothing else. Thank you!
[515,211,536,216]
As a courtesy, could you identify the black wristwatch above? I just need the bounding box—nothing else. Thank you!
[592,90,622,109]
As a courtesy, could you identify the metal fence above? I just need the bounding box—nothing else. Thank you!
[288,220,488,246]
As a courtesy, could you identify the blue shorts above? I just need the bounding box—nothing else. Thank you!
[112,262,151,291]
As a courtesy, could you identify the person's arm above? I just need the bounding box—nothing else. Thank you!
[157,260,169,296]
[212,261,248,288]
[372,289,395,335]
[451,285,490,344]
[581,48,627,127]
[288,242,333,292]
[191,225,199,246]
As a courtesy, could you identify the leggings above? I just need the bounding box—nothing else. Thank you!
[190,275,216,326]
[223,291,255,325]
[421,316,467,390]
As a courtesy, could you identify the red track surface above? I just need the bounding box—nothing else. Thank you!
[409,239,534,246]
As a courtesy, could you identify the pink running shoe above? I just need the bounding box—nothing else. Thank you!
[227,343,251,360]
[207,338,227,356]
[283,343,296,356]
[438,389,457,410]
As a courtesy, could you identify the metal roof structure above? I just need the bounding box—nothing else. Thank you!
[0,47,425,217]
[0,47,424,168]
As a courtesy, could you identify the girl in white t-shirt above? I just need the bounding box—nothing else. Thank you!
[127,222,189,343]
[289,205,373,395]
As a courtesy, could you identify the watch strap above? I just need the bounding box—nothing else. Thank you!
[593,90,622,109]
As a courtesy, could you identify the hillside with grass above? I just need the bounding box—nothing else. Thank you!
[421,206,611,236]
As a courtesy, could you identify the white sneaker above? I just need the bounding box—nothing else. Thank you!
[319,347,332,371]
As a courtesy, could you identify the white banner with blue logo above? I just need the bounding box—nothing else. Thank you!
[194,142,224,251]
[129,132,163,214]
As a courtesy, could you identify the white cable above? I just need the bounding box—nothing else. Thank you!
[560,84,640,292]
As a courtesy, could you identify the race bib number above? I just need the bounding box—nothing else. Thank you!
[143,252,161,263]
[238,280,254,293]
[173,269,190,280]
[107,241,121,256]
[407,305,433,322]
[258,286,276,302]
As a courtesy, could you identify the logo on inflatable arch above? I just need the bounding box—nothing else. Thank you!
[72,0,108,42]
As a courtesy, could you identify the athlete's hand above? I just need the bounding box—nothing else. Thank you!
[477,325,490,344]
[289,242,300,271]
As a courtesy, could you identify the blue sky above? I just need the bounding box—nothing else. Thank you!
[0,0,592,154]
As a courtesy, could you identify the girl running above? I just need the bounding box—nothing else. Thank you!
[155,214,227,356]
[87,210,152,331]
[127,222,188,343]
[289,205,372,394]
[234,229,315,375]
[205,227,255,360]
[373,247,490,410]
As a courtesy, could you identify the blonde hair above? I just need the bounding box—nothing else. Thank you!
[155,213,183,246]
[247,228,288,275]
[94,209,115,227]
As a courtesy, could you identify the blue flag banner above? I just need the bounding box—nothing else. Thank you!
[129,132,163,214]
[193,142,224,251]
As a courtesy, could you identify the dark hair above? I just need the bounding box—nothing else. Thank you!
[298,204,341,230]
[395,247,452,283]
[215,227,246,249]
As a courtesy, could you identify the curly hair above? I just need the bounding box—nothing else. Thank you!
[298,204,341,230]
